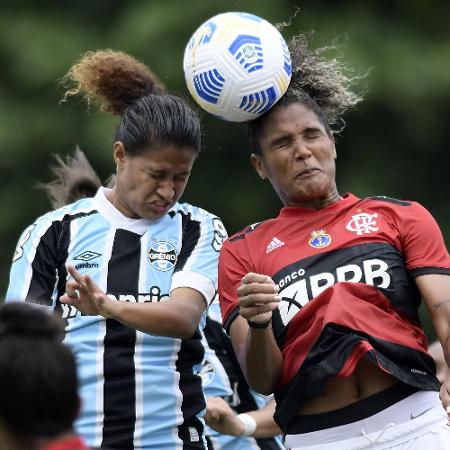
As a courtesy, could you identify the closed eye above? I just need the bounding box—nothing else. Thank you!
[271,136,291,149]
[304,128,324,140]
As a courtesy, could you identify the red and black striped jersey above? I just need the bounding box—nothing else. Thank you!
[218,193,450,431]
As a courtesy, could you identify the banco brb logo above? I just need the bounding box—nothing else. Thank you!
[148,241,177,271]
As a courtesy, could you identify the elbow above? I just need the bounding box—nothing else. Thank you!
[245,373,277,396]
[175,318,199,339]
[250,382,275,396]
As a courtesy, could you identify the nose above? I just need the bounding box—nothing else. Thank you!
[156,179,175,201]
[293,140,312,160]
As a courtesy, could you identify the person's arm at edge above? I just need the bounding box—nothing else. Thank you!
[417,273,450,413]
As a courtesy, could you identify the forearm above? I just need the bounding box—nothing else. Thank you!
[245,399,281,438]
[110,300,200,338]
[244,326,283,394]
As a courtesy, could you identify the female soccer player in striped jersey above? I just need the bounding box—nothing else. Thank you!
[37,148,284,450]
[219,34,450,449]
[6,50,226,450]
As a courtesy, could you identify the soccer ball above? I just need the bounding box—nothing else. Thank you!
[183,12,292,122]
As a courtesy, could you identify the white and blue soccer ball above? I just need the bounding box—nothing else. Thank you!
[183,12,292,122]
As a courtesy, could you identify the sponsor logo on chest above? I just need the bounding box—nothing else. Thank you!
[276,258,391,325]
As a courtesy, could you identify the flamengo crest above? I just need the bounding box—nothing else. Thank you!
[346,213,379,236]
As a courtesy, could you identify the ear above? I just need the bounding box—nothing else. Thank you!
[113,141,127,167]
[250,154,268,180]
[330,135,337,159]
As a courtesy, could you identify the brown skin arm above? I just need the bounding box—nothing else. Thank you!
[205,397,281,438]
[416,273,450,414]
[60,265,206,338]
[229,272,283,395]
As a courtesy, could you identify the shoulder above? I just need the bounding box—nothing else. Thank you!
[363,195,413,207]
[27,197,98,231]
[172,202,222,221]
[361,195,433,218]
[223,218,276,248]
[171,203,226,237]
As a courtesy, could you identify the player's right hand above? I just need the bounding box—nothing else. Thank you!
[237,272,280,324]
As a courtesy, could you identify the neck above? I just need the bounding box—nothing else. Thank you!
[106,188,139,219]
[287,191,342,210]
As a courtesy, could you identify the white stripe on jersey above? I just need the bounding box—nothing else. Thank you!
[94,320,106,447]
[134,330,145,449]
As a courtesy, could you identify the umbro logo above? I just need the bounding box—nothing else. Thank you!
[266,237,285,254]
[74,251,101,262]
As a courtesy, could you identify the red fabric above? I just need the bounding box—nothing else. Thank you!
[43,435,89,450]
[280,282,428,386]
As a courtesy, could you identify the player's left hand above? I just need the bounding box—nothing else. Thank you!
[60,265,117,318]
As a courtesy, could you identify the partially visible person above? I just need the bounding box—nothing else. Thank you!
[429,340,449,384]
[201,299,284,449]
[6,50,226,449]
[0,302,89,450]
[219,33,450,450]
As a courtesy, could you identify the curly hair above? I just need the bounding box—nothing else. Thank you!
[61,50,201,156]
[62,49,165,116]
[248,33,365,153]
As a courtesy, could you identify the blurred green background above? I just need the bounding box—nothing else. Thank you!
[1,0,449,338]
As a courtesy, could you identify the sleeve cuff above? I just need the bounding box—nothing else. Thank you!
[170,271,216,305]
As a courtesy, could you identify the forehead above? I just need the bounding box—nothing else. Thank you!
[261,103,326,137]
[131,145,196,171]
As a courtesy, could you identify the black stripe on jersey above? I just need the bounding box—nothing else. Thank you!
[410,266,450,277]
[175,212,201,272]
[256,438,285,450]
[175,330,207,449]
[366,196,411,206]
[228,222,262,243]
[274,323,440,432]
[102,229,140,449]
[222,306,240,335]
[270,241,422,327]
[205,436,214,450]
[26,211,97,307]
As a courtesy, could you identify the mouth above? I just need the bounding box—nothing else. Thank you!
[296,167,321,178]
[149,202,172,215]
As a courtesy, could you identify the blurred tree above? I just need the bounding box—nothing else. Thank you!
[1,0,449,337]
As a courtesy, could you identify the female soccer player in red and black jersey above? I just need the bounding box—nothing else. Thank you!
[218,34,450,449]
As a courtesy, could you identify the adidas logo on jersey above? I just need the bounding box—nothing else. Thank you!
[266,237,285,253]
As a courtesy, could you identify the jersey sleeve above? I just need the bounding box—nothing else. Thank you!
[171,212,227,305]
[5,213,65,308]
[218,237,252,333]
[399,202,450,277]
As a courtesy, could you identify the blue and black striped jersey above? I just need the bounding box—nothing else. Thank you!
[6,187,227,450]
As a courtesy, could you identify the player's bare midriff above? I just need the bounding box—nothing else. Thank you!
[296,357,399,415]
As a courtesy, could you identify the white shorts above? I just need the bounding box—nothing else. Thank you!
[284,391,450,450]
